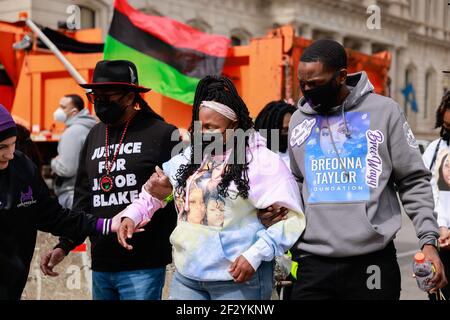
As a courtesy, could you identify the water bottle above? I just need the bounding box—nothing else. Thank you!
[412,252,435,292]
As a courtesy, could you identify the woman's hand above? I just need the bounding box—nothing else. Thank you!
[144,166,173,201]
[229,255,255,283]
[117,217,137,250]
[257,204,288,228]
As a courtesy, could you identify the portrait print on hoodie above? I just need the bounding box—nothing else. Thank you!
[303,112,370,203]
[178,159,226,228]
[436,151,450,192]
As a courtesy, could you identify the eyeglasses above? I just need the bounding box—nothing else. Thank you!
[86,91,127,104]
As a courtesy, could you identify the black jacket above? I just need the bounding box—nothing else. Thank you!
[57,111,179,272]
[0,151,98,300]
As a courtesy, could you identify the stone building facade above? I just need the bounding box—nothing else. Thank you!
[1,0,449,138]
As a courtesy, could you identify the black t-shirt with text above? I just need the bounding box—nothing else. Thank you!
[69,112,178,272]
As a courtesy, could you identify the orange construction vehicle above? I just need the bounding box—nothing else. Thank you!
[0,17,391,163]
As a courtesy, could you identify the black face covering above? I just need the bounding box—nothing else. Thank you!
[301,73,341,114]
[94,100,127,125]
[279,134,288,153]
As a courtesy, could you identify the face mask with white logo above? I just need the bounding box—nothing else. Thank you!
[53,108,67,123]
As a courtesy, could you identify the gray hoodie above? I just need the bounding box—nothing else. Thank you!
[288,71,439,257]
[51,108,96,196]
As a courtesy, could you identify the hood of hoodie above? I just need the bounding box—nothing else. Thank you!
[299,71,375,116]
[66,108,97,129]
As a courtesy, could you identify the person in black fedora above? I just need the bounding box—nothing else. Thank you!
[40,60,180,300]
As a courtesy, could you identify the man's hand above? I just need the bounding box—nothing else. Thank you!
[144,166,173,201]
[228,255,255,283]
[257,204,288,228]
[422,244,448,293]
[439,227,450,250]
[40,248,66,277]
[117,217,136,250]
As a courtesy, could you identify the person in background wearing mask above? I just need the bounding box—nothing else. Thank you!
[52,94,96,209]
[255,100,298,299]
[255,100,297,168]
[0,104,117,300]
[258,39,446,299]
[40,60,178,300]
[423,90,450,299]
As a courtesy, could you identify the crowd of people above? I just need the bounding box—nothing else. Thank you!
[1,39,449,300]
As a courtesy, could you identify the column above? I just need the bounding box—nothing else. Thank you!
[333,33,344,45]
[301,24,313,40]
[361,40,372,55]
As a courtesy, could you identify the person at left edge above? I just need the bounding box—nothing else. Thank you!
[41,60,179,300]
[0,104,117,300]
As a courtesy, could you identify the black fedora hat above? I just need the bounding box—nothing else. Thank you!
[80,60,151,92]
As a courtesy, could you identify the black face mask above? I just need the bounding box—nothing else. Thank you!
[301,73,341,114]
[442,127,450,142]
[94,100,127,125]
[279,134,288,153]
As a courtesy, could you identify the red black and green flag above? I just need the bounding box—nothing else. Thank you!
[104,0,231,104]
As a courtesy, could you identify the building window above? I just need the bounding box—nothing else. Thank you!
[79,5,95,29]
[312,30,334,41]
[404,66,416,117]
[445,1,450,31]
[231,36,241,46]
[424,69,436,120]
[372,43,388,54]
[186,19,211,33]
[230,28,252,46]
[425,0,431,26]
[344,37,362,51]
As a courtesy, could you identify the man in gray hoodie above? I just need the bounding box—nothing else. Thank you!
[269,39,445,299]
[51,94,96,209]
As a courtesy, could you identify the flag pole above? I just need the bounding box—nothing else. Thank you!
[23,17,88,89]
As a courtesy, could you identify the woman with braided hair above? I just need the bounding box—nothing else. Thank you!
[255,100,297,168]
[423,90,450,299]
[116,75,306,300]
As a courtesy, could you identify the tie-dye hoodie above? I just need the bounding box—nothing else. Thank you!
[122,131,305,281]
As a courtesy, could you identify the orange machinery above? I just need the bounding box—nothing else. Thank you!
[0,21,391,145]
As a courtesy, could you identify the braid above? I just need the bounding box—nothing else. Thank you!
[175,75,254,199]
[436,90,450,128]
[135,94,164,121]
[255,100,296,150]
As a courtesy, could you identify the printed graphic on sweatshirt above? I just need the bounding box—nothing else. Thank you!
[305,112,370,203]
[436,151,450,192]
[365,130,384,188]
[403,122,419,149]
[17,186,37,208]
[90,142,142,208]
[290,118,316,148]
[176,159,226,228]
